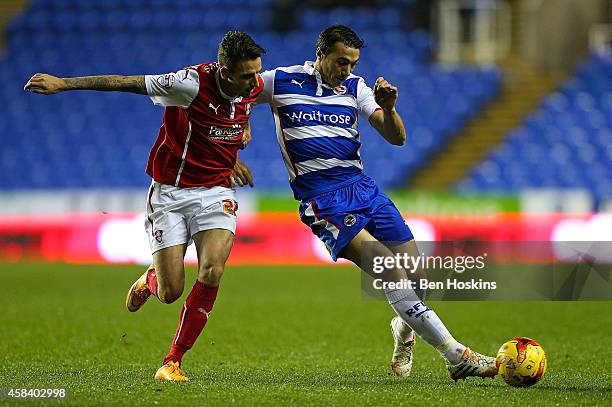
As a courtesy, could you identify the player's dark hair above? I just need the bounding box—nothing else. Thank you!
[218,31,266,70]
[316,25,365,55]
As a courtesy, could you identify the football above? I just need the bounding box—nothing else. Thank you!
[496,337,547,387]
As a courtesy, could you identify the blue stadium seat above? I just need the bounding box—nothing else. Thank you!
[460,53,612,199]
[2,2,501,190]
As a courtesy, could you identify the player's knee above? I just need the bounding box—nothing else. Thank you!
[157,284,183,304]
[198,262,226,286]
[153,262,185,303]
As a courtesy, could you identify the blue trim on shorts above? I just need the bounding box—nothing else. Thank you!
[298,175,414,261]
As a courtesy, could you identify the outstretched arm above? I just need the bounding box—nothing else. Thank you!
[24,73,147,95]
[368,77,406,146]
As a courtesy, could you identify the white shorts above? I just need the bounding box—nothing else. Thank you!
[144,181,238,253]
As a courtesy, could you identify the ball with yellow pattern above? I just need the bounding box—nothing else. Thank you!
[496,337,547,387]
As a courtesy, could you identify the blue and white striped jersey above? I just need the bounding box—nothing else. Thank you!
[257,61,380,200]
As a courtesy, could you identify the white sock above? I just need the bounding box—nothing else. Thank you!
[385,287,466,364]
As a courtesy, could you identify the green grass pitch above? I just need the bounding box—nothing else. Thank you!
[1,262,611,406]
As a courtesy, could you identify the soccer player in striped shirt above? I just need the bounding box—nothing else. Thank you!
[25,32,263,381]
[254,25,498,381]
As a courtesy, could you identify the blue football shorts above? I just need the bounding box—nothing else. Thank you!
[298,175,414,261]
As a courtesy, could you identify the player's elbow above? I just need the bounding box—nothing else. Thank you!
[390,133,406,146]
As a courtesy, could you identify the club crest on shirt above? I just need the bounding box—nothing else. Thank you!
[153,229,164,243]
[333,85,347,95]
[245,102,253,115]
[344,214,356,227]
[223,199,238,216]
[156,74,175,89]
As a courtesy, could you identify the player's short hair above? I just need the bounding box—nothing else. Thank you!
[218,31,266,71]
[316,25,365,56]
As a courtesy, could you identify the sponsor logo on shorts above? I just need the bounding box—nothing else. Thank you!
[223,199,238,216]
[344,214,356,227]
[153,229,164,243]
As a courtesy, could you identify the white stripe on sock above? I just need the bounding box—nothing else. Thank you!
[174,304,187,345]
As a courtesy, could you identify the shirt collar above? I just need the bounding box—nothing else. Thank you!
[304,60,327,96]
[303,60,316,75]
[304,60,350,92]
[215,69,243,103]
[304,61,329,86]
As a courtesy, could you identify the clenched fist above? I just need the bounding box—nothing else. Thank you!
[374,76,398,112]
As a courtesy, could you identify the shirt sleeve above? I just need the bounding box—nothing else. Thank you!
[256,69,275,105]
[145,68,200,108]
[357,78,381,120]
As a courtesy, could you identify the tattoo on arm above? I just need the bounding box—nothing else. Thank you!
[63,76,147,94]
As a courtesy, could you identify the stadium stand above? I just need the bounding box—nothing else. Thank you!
[459,53,612,200]
[0,0,501,191]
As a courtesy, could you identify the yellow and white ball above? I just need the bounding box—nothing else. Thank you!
[496,337,547,387]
